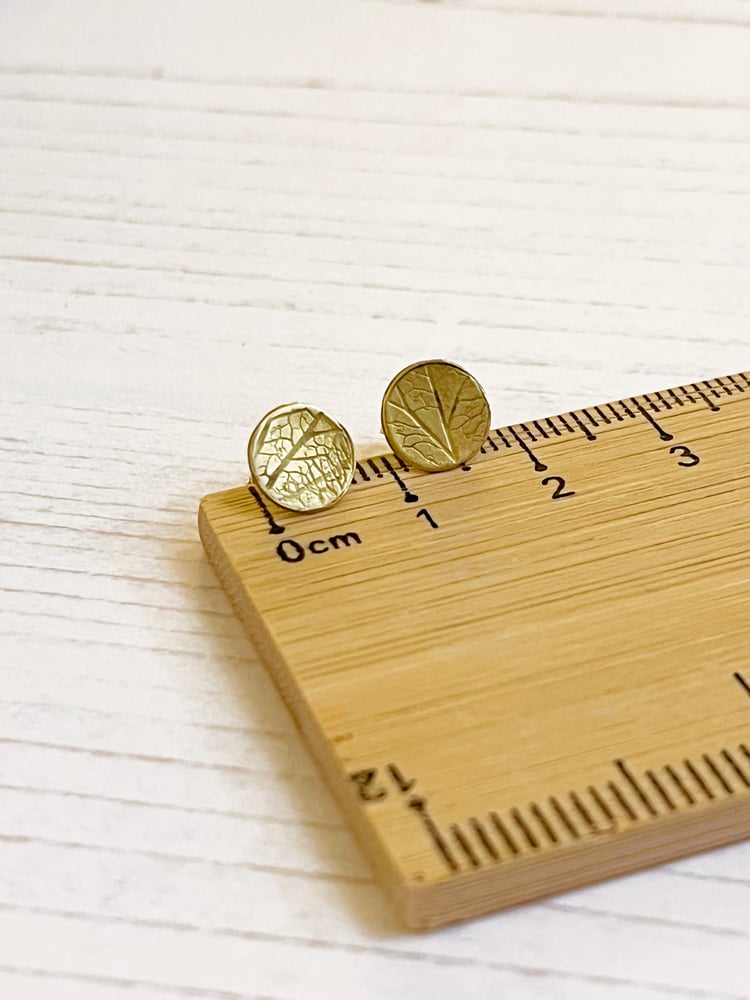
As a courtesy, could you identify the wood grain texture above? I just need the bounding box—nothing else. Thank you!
[200,376,750,929]
[1,0,749,996]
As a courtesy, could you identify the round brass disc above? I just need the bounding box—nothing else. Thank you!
[248,403,355,512]
[382,360,491,472]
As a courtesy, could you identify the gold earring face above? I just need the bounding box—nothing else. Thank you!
[248,403,355,512]
[381,360,491,472]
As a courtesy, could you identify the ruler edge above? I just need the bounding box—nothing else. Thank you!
[404,796,750,929]
[343,369,750,490]
[198,372,750,929]
[197,499,414,917]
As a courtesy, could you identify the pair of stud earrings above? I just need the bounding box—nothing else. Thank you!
[247,359,492,513]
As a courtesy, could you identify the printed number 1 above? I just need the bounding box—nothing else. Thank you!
[417,509,439,529]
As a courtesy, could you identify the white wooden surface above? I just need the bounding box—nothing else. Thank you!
[2,2,750,997]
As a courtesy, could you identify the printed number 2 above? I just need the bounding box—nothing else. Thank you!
[541,476,576,500]
[670,445,700,468]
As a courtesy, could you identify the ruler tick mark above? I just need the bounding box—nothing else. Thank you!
[667,388,685,408]
[470,818,501,862]
[509,427,548,473]
[722,749,750,788]
[615,760,658,816]
[581,409,599,428]
[429,822,460,872]
[684,759,715,800]
[490,812,520,856]
[549,796,582,839]
[630,398,674,443]
[665,765,695,806]
[495,429,512,449]
[248,485,285,535]
[704,378,729,399]
[511,808,540,850]
[408,797,459,873]
[382,457,419,504]
[608,781,638,821]
[569,791,598,831]
[646,770,677,812]
[692,383,720,413]
[452,824,481,868]
[703,754,733,795]
[530,803,559,844]
[569,411,596,441]
[588,786,616,824]
[713,376,730,396]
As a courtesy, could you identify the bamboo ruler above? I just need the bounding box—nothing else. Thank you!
[199,372,750,929]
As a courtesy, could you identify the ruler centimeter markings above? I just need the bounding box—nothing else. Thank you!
[201,372,750,929]
[247,371,744,535]
[350,740,750,879]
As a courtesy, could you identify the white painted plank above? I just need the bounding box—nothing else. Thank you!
[1,2,749,998]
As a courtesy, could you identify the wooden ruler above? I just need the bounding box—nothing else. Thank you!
[199,372,750,929]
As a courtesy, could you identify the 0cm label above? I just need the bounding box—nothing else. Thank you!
[277,532,362,564]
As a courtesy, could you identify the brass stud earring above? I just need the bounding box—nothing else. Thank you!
[248,403,355,513]
[381,360,491,472]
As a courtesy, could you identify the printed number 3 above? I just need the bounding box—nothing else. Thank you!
[670,445,700,468]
